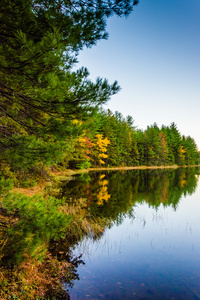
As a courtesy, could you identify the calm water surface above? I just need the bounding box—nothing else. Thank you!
[67,169,200,299]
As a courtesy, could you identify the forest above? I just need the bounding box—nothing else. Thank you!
[1,0,199,181]
[62,110,200,169]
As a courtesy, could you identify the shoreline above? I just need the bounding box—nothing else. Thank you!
[11,165,200,197]
[68,164,200,175]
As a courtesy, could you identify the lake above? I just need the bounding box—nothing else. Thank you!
[65,168,200,299]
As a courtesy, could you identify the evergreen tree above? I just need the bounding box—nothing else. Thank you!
[168,123,182,164]
[0,0,138,170]
[136,129,146,165]
[100,110,139,166]
[182,136,199,165]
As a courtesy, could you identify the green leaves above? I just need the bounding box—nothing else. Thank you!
[0,177,13,196]
[1,191,72,264]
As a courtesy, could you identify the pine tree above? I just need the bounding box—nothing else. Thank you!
[0,0,138,170]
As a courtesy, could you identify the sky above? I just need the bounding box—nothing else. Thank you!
[75,0,200,150]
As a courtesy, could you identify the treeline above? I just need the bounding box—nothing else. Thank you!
[63,109,199,169]
[1,106,199,175]
[0,0,199,178]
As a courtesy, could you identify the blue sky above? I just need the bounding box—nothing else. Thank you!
[76,0,200,150]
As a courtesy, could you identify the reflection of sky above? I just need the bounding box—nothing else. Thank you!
[70,176,200,299]
[74,0,200,150]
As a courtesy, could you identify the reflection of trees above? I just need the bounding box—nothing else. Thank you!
[63,167,199,225]
[135,168,197,209]
[0,168,199,298]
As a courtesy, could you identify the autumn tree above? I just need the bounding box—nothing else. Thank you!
[92,134,110,166]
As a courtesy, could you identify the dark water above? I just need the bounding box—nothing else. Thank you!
[66,168,200,300]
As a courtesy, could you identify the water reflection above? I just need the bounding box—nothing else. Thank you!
[66,168,200,299]
[0,168,200,299]
[61,167,199,224]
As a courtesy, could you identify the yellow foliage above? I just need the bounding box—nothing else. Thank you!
[94,134,110,165]
[179,145,186,163]
[180,145,186,154]
[72,119,83,126]
[96,134,110,152]
[97,186,111,205]
[99,180,109,186]
[180,179,187,188]
[96,175,111,205]
[99,153,108,158]
[78,137,86,144]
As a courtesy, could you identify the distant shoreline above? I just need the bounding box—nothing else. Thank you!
[88,164,200,171]
[63,164,200,176]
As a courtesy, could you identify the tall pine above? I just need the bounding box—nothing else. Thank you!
[0,0,138,170]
